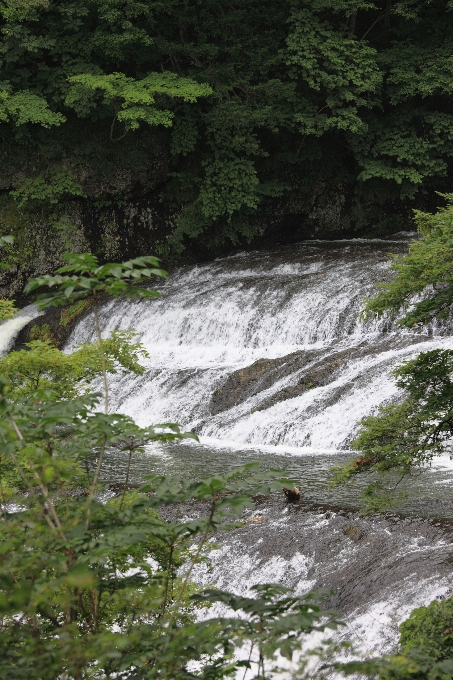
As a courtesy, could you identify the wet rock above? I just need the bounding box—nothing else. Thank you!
[210,351,309,415]
[191,498,453,626]
[253,353,349,412]
[209,349,348,415]
[343,524,365,541]
[210,335,430,415]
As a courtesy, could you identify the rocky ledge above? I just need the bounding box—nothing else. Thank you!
[210,334,429,416]
[13,298,96,350]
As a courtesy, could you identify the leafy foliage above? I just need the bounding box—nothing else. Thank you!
[66,71,212,140]
[399,597,453,663]
[0,330,148,398]
[335,648,453,679]
[0,89,65,128]
[10,170,86,210]
[286,8,382,136]
[25,251,167,307]
[364,195,453,326]
[59,299,92,328]
[331,349,453,511]
[0,381,339,678]
[2,0,453,259]
[0,298,16,320]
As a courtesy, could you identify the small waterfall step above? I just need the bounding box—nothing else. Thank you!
[66,236,448,451]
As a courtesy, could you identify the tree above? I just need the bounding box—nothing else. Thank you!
[329,196,453,676]
[331,349,453,511]
[331,198,453,511]
[3,0,453,267]
[0,243,344,678]
[363,194,453,327]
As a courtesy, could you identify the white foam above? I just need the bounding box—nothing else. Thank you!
[189,524,451,678]
[0,304,43,355]
[66,239,452,455]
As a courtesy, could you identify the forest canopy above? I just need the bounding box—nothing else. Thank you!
[1,0,453,271]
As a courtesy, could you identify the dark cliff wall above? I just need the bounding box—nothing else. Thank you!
[1,0,452,297]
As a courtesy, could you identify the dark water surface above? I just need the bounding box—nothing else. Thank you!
[101,439,453,519]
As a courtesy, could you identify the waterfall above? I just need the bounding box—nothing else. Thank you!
[67,234,451,453]
[0,304,43,356]
[65,235,453,670]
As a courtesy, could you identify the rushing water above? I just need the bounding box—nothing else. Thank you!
[0,304,42,355]
[26,236,453,668]
[66,234,453,505]
[0,237,451,671]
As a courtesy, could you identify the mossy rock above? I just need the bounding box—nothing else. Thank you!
[29,323,58,347]
[343,524,364,541]
[14,298,94,350]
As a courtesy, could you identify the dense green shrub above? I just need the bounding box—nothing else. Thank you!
[2,1,453,263]
[399,598,453,662]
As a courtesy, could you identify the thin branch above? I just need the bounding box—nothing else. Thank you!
[93,294,109,415]
[242,641,255,680]
[110,114,118,141]
[84,294,110,529]
[360,13,385,41]
[171,502,216,616]
[37,606,62,628]
[119,445,134,511]
[111,129,130,143]
[7,415,65,538]
[85,433,107,531]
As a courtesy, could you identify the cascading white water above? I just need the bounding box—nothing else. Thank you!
[67,234,452,454]
[65,235,453,671]
[0,304,43,356]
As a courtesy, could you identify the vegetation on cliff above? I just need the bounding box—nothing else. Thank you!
[1,0,453,283]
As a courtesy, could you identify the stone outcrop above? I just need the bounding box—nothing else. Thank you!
[13,298,96,350]
[210,351,310,415]
[210,335,430,416]
[210,348,350,415]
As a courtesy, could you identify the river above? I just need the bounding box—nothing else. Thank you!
[8,234,453,671]
[66,234,453,514]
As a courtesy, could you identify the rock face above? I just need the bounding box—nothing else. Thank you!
[209,335,429,416]
[210,352,306,415]
[0,168,413,302]
[210,348,352,415]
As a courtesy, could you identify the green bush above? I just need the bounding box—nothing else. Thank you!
[400,598,453,662]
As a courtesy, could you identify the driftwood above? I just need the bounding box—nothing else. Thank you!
[282,486,300,502]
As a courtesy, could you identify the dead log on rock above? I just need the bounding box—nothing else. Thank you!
[283,486,300,502]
